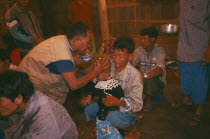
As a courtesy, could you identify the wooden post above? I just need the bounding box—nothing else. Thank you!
[98,0,110,41]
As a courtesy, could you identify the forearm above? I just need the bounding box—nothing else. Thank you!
[144,67,163,78]
[62,58,109,90]
[10,27,34,44]
[116,99,126,107]
[62,71,98,90]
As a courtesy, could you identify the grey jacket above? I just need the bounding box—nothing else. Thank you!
[111,62,143,113]
[5,91,78,139]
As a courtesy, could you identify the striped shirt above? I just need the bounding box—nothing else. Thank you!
[177,0,210,62]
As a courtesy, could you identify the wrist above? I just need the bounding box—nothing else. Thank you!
[89,71,98,80]
[143,73,148,78]
[117,100,125,107]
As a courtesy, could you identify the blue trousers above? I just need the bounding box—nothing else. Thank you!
[84,101,137,127]
[178,61,210,105]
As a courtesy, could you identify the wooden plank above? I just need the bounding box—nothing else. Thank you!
[109,19,177,24]
[107,2,143,8]
[98,0,110,41]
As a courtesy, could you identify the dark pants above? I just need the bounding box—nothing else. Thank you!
[143,77,164,97]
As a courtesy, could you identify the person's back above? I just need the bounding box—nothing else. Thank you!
[17,35,72,104]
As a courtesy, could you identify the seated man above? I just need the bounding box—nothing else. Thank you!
[0,70,78,139]
[81,36,143,137]
[132,27,166,111]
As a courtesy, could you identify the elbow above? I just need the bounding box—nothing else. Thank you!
[69,86,78,91]
[69,84,80,91]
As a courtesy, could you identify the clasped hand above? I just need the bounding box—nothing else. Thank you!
[102,95,121,107]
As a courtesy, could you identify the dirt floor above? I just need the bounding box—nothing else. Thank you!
[64,69,210,139]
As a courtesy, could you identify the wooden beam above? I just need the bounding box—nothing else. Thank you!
[109,19,177,24]
[107,2,143,8]
[98,0,110,41]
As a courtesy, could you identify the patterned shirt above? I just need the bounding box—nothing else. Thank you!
[177,0,210,62]
[5,91,78,139]
[132,44,166,83]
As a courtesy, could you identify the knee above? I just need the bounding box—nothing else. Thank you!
[84,102,99,114]
[106,111,136,127]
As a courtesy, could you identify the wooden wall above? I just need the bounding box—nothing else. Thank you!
[106,0,179,58]
[107,0,179,37]
[0,0,179,58]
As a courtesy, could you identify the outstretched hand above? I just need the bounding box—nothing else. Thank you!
[92,58,109,75]
[102,95,122,107]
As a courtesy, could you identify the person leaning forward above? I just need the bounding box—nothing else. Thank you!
[17,21,109,104]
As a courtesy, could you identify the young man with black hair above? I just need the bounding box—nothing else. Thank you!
[132,27,166,112]
[17,21,109,104]
[0,70,78,138]
[82,36,143,138]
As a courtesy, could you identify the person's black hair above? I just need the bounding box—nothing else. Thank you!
[113,36,135,54]
[140,27,158,38]
[0,70,34,102]
[66,21,90,39]
[0,49,10,61]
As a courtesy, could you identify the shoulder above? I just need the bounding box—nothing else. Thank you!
[126,63,141,76]
[134,46,143,53]
[155,44,166,54]
[49,35,70,47]
[134,46,144,56]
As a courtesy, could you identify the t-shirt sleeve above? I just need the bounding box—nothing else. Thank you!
[46,60,74,74]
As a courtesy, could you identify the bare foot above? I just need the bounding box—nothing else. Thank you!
[183,96,192,106]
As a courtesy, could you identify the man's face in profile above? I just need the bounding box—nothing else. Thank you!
[0,97,18,117]
[77,30,92,54]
